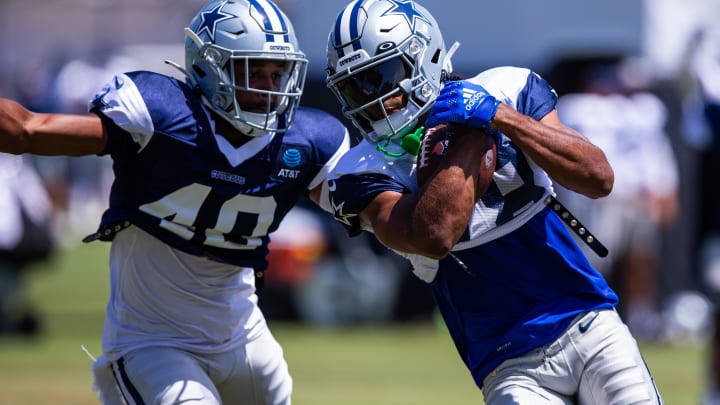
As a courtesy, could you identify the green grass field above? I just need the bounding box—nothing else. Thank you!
[0,242,707,404]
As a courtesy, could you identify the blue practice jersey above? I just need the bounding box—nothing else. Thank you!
[327,66,618,388]
[87,71,349,270]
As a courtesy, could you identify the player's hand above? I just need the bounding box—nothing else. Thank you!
[426,81,500,130]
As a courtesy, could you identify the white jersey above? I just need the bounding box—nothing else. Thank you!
[102,225,264,360]
[557,92,678,199]
[0,155,53,250]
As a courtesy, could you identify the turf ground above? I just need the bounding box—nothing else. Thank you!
[0,242,706,404]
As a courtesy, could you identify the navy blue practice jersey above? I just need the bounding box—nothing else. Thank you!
[327,66,618,388]
[87,71,348,270]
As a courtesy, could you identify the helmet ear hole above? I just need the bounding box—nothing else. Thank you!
[213,94,233,111]
[191,59,234,111]
[192,64,207,78]
[431,49,441,64]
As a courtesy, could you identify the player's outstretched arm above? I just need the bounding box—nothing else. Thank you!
[491,105,613,199]
[0,98,107,156]
[361,128,495,259]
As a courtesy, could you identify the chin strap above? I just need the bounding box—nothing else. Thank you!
[375,125,426,157]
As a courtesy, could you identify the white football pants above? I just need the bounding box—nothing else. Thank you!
[93,326,292,405]
[482,309,663,404]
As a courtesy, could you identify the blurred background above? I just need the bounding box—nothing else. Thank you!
[1,0,719,403]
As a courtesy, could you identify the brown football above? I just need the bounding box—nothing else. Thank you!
[416,124,496,200]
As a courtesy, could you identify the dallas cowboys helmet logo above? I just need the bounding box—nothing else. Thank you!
[381,0,430,31]
[197,2,235,41]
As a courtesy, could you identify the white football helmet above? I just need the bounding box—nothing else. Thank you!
[184,0,308,136]
[326,0,455,145]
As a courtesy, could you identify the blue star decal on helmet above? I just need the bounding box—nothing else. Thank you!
[381,0,429,32]
[196,2,235,41]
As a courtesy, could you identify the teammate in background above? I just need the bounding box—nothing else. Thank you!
[324,0,662,403]
[0,153,56,336]
[683,26,720,405]
[554,57,679,341]
[0,0,350,404]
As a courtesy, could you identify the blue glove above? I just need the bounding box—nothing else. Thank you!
[425,80,500,130]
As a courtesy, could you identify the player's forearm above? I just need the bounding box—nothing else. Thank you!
[408,132,490,258]
[0,98,106,156]
[366,169,474,260]
[0,98,35,154]
[411,167,475,257]
[368,196,467,260]
[491,105,613,198]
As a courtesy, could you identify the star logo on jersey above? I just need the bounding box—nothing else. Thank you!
[196,2,235,41]
[381,0,430,32]
[329,181,353,227]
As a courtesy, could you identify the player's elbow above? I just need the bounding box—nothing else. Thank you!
[414,243,453,260]
[564,160,614,199]
[410,227,457,260]
[585,165,614,199]
[375,224,455,259]
[595,175,614,199]
[406,210,471,259]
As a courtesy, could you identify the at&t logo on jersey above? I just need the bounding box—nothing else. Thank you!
[275,146,305,180]
[277,168,301,179]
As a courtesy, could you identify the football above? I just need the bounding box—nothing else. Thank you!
[415,124,496,200]
[416,124,452,186]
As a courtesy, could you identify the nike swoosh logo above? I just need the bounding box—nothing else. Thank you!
[578,311,600,333]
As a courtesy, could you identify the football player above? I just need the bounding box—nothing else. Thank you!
[0,0,350,404]
[686,25,720,405]
[324,0,663,403]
